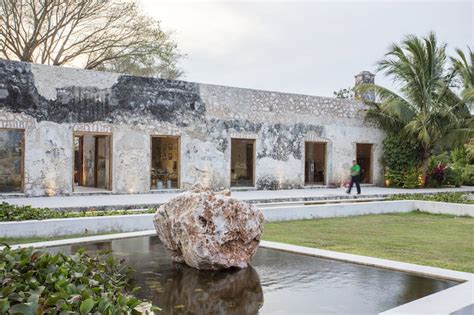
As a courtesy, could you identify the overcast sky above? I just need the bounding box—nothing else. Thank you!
[141,0,473,97]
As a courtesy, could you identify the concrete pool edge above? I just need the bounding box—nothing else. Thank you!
[2,230,472,315]
[259,241,473,314]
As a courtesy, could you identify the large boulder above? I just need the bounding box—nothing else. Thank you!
[153,186,264,270]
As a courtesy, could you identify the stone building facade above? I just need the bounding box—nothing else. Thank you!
[0,59,384,196]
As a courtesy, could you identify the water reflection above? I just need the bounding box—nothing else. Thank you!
[50,236,458,315]
[150,264,263,314]
[57,237,264,314]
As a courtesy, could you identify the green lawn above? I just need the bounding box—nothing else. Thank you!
[263,211,474,273]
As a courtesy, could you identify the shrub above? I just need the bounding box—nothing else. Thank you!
[462,165,474,186]
[385,167,421,188]
[0,246,159,314]
[390,192,472,204]
[426,148,472,187]
[383,134,422,171]
[256,175,281,190]
[0,203,155,222]
[382,134,422,188]
[451,146,469,167]
[444,167,462,187]
[429,163,447,187]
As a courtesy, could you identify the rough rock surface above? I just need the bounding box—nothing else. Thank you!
[153,186,264,270]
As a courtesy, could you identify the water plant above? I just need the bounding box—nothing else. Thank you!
[0,246,159,314]
[389,192,473,204]
[0,203,155,222]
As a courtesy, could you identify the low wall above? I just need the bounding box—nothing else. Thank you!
[263,200,414,221]
[413,200,473,217]
[0,214,155,238]
[1,200,472,238]
[263,200,474,221]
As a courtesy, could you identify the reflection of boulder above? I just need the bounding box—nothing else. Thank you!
[153,185,264,270]
[156,263,264,314]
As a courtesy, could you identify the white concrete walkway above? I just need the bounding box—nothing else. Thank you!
[1,186,473,210]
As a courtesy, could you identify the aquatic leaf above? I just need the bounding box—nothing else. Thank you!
[0,246,159,314]
[132,287,141,294]
[0,298,10,313]
[9,303,33,315]
[79,298,95,315]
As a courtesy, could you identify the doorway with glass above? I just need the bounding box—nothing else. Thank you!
[305,142,326,185]
[73,133,112,192]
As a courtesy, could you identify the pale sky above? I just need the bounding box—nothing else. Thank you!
[141,0,473,97]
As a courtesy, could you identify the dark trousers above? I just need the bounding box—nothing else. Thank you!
[347,175,361,194]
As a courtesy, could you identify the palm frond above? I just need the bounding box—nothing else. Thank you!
[461,87,474,102]
[364,32,468,157]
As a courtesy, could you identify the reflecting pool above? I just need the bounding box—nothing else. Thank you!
[50,236,458,314]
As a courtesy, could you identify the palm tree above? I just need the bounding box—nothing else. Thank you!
[357,32,471,180]
[451,46,474,159]
[451,46,474,102]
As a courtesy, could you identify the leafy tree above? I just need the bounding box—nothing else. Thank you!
[0,0,183,79]
[356,32,472,180]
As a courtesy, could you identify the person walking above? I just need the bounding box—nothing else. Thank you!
[346,160,361,195]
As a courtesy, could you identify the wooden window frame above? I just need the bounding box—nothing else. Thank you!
[356,143,373,184]
[0,128,25,193]
[72,131,113,192]
[230,138,256,188]
[304,141,327,186]
[150,135,181,190]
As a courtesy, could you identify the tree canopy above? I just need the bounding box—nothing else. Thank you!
[0,0,183,79]
[356,32,472,175]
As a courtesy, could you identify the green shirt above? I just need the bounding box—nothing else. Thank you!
[350,164,361,176]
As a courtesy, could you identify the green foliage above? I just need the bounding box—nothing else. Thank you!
[385,168,421,188]
[357,32,472,179]
[0,0,183,79]
[443,167,461,187]
[426,147,472,187]
[0,246,159,314]
[462,165,474,186]
[450,146,470,186]
[0,203,155,222]
[451,46,474,102]
[451,146,470,166]
[383,133,422,188]
[389,192,473,204]
[383,133,422,170]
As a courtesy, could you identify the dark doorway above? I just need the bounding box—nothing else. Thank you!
[0,129,24,192]
[305,142,326,185]
[231,139,255,187]
[74,134,112,191]
[356,143,373,184]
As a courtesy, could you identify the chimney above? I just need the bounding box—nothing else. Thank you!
[354,71,375,102]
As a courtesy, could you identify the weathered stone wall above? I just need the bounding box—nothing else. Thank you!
[200,84,384,189]
[0,59,384,196]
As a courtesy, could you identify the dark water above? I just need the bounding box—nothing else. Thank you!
[50,236,458,314]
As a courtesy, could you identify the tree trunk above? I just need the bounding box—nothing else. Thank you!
[421,148,431,187]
